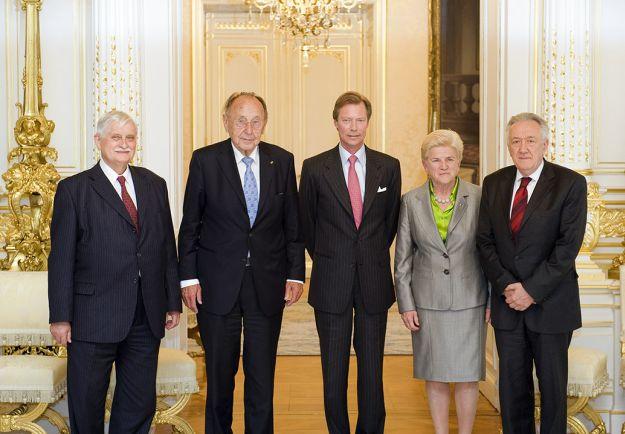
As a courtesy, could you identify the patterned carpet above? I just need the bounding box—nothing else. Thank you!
[277,295,412,355]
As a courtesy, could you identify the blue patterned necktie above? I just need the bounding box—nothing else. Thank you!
[242,156,259,226]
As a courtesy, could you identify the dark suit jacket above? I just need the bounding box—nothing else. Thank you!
[177,140,305,317]
[299,145,401,314]
[477,160,587,333]
[48,163,181,342]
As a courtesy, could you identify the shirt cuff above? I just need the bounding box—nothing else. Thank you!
[180,279,200,288]
[287,279,304,284]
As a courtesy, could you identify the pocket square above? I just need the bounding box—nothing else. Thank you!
[377,186,387,193]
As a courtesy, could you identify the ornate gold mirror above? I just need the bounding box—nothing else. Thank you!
[428,0,480,183]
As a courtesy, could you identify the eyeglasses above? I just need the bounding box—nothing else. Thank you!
[234,118,264,131]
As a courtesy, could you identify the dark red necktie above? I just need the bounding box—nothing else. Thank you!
[510,177,531,238]
[117,176,140,233]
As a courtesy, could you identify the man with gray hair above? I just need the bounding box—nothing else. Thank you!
[48,110,181,433]
[178,92,305,433]
[477,112,587,433]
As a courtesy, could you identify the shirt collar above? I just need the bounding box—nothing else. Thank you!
[515,159,544,183]
[231,142,259,164]
[338,143,366,166]
[99,159,132,184]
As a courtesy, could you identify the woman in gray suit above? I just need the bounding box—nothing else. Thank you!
[394,129,490,434]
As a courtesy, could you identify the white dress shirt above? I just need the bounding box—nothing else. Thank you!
[99,160,137,207]
[181,143,302,288]
[338,143,366,201]
[232,143,260,193]
[509,160,544,218]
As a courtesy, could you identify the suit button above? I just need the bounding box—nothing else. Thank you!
[137,253,142,258]
[133,278,138,283]
[443,269,449,275]
[443,253,449,259]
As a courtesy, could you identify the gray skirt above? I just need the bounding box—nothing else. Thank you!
[411,305,486,382]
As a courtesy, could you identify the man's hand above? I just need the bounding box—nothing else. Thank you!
[181,284,202,313]
[401,310,420,331]
[485,308,491,323]
[504,282,535,311]
[284,281,304,307]
[165,311,181,330]
[50,322,72,345]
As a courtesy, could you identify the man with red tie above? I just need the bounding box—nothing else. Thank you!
[299,92,401,434]
[48,110,181,433]
[477,112,587,433]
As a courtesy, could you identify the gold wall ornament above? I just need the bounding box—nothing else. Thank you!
[581,182,603,253]
[0,0,60,271]
[579,182,625,277]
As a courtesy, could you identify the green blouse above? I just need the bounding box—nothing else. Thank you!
[429,177,459,243]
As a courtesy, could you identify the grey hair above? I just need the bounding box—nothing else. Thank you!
[222,91,268,121]
[506,112,549,142]
[421,129,464,161]
[96,110,137,137]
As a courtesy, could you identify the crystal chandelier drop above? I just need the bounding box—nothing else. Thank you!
[245,0,363,65]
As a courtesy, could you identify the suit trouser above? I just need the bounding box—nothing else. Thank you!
[198,268,283,434]
[314,272,388,434]
[495,316,572,434]
[67,291,160,434]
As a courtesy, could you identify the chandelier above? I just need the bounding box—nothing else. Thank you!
[245,0,363,65]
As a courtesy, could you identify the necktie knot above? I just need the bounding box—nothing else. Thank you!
[242,156,254,167]
[520,177,531,188]
[348,154,358,166]
[117,175,126,186]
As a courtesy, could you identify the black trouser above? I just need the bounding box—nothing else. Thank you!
[314,272,388,434]
[198,268,283,434]
[495,316,572,434]
[67,290,160,434]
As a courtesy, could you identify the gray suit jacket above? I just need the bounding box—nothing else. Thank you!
[394,179,488,312]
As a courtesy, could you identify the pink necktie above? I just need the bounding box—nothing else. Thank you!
[348,154,363,229]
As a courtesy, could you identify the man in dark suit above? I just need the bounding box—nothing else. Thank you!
[178,92,305,433]
[477,112,587,433]
[48,110,182,433]
[299,91,401,434]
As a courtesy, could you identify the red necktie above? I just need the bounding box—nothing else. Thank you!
[347,155,363,229]
[510,177,531,238]
[117,176,140,233]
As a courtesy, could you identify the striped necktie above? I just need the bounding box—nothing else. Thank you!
[510,177,531,239]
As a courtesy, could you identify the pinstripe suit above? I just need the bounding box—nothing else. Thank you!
[300,145,401,434]
[48,163,181,433]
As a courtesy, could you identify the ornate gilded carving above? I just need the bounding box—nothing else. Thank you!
[2,345,67,358]
[581,183,603,253]
[580,182,625,276]
[1,0,59,271]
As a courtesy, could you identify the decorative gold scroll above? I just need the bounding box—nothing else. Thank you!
[0,0,60,271]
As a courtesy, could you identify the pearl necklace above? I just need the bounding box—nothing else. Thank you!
[433,194,453,205]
